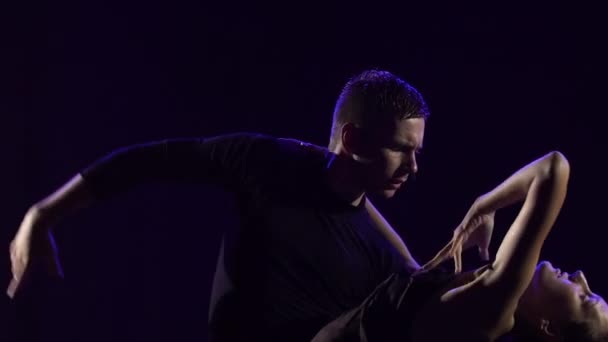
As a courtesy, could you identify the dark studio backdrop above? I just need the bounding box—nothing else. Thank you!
[2,1,607,341]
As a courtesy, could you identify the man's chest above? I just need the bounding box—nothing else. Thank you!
[254,205,393,290]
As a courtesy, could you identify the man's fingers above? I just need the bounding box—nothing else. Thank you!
[6,265,27,299]
[48,256,64,279]
[7,278,19,299]
[40,232,63,278]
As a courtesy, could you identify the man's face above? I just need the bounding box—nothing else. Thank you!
[359,117,425,198]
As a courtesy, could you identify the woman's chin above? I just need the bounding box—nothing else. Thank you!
[518,263,550,309]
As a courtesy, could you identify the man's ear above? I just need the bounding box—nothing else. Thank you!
[342,123,374,164]
[341,122,360,156]
[540,319,560,339]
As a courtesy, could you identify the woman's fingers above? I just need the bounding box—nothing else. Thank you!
[453,238,463,273]
[421,239,454,271]
[421,219,477,274]
[448,231,466,274]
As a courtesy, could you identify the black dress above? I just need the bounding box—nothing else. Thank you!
[311,267,457,342]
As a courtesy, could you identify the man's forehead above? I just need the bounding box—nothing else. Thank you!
[392,119,425,143]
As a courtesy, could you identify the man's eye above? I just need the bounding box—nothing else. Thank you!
[388,146,421,154]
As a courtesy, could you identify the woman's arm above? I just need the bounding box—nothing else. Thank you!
[437,151,570,337]
[479,151,569,290]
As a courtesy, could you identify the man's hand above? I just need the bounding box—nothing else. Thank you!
[421,197,495,274]
[7,208,64,299]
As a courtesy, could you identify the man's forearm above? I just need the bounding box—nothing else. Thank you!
[30,174,95,229]
[365,199,421,271]
[382,228,421,271]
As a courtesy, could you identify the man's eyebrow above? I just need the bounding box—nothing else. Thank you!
[402,144,423,152]
[392,139,421,149]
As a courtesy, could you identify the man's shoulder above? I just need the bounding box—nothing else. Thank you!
[225,132,329,161]
[205,132,330,178]
[277,137,328,156]
[209,131,325,149]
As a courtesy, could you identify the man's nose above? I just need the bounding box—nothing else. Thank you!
[404,154,418,174]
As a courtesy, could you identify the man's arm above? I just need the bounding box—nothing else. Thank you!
[32,134,271,223]
[365,199,421,272]
[30,174,95,226]
[8,173,98,298]
[8,133,275,297]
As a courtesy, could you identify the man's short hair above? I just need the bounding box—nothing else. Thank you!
[329,69,430,150]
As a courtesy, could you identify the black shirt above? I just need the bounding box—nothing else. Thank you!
[81,133,408,341]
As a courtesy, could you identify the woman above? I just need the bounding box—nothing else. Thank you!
[312,151,608,341]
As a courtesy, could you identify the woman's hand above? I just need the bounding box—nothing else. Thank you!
[7,208,63,299]
[421,197,495,274]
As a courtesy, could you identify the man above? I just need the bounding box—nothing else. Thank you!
[9,70,433,341]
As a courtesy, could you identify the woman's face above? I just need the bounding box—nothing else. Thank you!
[522,261,608,336]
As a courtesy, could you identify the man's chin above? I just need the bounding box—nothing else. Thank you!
[366,184,399,199]
[378,189,398,198]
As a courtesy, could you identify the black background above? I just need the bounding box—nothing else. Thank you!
[2,2,607,341]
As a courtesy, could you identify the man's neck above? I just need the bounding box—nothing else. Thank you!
[325,150,366,207]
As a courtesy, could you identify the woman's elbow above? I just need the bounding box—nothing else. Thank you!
[545,151,571,182]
